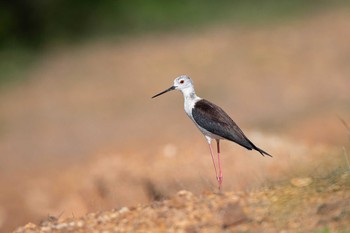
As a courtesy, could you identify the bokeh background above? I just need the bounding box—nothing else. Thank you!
[1,1,350,231]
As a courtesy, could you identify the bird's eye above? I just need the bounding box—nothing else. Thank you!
[180,80,184,84]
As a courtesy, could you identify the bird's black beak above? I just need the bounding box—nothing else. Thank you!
[152,86,176,98]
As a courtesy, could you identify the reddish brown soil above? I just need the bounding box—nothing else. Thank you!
[14,171,350,232]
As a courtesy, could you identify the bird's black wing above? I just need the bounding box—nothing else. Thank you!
[192,99,272,157]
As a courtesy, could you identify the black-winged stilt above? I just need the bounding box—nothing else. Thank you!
[152,75,271,190]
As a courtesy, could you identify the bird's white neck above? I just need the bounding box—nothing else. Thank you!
[180,86,201,117]
[180,86,199,101]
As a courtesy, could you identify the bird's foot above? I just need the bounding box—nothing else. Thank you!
[217,176,223,190]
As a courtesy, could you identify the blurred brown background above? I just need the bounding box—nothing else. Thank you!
[0,1,350,232]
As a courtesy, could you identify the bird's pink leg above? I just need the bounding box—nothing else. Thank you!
[216,139,223,190]
[208,142,219,183]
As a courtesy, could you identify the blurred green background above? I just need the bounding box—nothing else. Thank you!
[0,0,343,46]
[0,0,348,85]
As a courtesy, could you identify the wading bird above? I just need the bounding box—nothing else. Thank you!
[152,75,271,190]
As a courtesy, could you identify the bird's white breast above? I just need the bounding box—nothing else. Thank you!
[179,86,223,142]
[183,96,223,142]
[183,95,200,120]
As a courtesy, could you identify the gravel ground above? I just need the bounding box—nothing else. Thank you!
[14,171,350,233]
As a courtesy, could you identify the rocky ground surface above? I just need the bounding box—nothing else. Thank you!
[14,170,350,233]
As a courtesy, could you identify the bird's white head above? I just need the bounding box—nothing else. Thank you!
[152,75,196,99]
[173,75,194,91]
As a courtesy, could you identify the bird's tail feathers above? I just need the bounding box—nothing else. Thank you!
[254,146,272,157]
[247,138,272,157]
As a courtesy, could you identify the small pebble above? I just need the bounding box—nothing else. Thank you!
[76,220,84,227]
[119,207,130,214]
[290,177,312,187]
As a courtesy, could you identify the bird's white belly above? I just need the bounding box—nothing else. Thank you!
[184,98,224,142]
[195,123,224,140]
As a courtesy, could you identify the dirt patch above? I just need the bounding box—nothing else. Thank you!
[14,171,350,233]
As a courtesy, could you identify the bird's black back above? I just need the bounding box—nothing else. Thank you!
[192,99,271,157]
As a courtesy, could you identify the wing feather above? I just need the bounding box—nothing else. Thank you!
[192,99,254,150]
